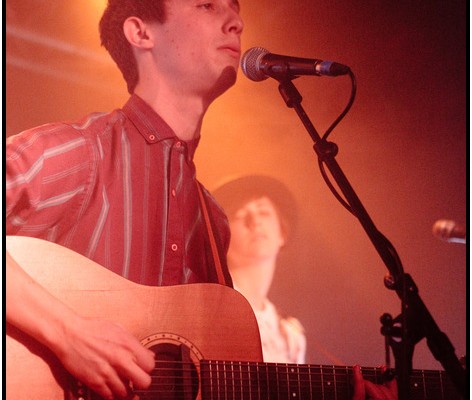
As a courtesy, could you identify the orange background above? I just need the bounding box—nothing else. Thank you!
[6,1,467,370]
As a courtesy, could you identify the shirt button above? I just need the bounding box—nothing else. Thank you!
[171,244,178,251]
[175,141,182,148]
[149,134,156,141]
[171,189,176,197]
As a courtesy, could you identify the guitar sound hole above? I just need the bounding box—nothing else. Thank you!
[138,342,199,400]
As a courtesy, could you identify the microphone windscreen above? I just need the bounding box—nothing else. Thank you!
[240,47,270,82]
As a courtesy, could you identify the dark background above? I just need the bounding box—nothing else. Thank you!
[6,0,467,370]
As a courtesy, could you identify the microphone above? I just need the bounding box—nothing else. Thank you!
[240,47,350,82]
[432,219,466,244]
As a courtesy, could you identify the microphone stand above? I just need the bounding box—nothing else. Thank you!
[275,76,467,399]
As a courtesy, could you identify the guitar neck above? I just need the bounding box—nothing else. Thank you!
[199,361,462,400]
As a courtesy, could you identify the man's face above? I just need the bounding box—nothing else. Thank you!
[228,196,286,263]
[149,0,243,101]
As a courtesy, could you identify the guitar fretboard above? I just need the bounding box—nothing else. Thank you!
[199,360,462,400]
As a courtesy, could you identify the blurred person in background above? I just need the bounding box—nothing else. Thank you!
[213,174,307,363]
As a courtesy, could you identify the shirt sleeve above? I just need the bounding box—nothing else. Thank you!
[5,123,93,238]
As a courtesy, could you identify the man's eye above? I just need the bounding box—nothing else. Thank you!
[234,212,246,221]
[198,3,214,10]
[257,208,272,216]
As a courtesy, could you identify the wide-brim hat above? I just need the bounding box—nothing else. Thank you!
[212,174,298,239]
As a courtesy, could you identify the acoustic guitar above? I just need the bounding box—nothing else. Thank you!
[6,236,462,399]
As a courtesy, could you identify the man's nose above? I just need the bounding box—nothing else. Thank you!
[244,213,258,228]
[223,4,244,35]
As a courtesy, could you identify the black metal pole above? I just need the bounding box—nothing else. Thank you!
[276,77,466,399]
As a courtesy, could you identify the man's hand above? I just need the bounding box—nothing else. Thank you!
[6,251,155,400]
[352,365,398,400]
[54,316,155,400]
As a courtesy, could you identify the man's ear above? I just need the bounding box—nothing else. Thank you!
[123,16,155,49]
[279,234,286,249]
[278,224,287,249]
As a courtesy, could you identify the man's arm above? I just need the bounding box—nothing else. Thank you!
[6,250,155,399]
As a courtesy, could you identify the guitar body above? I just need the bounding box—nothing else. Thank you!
[6,236,263,400]
[6,236,463,399]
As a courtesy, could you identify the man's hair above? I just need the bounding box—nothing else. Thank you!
[99,0,167,94]
[212,175,298,242]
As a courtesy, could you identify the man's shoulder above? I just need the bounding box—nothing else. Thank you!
[63,109,125,135]
[6,109,130,168]
[8,108,125,144]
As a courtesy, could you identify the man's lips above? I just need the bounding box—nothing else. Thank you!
[220,45,241,58]
[251,232,268,241]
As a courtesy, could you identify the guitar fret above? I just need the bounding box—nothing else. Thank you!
[421,369,427,398]
[266,362,279,399]
[322,366,333,395]
[222,360,228,400]
[438,370,444,399]
[308,365,313,398]
[333,365,338,400]
[218,360,222,400]
[247,363,254,400]
[344,365,351,399]
[282,364,289,399]
[260,362,270,398]
[320,365,325,398]
[232,361,240,400]
[232,363,243,399]
[266,363,271,398]
[215,360,220,400]
[234,360,239,400]
[280,364,290,399]
[255,362,261,399]
[283,364,289,399]
[218,360,224,400]
[228,361,233,400]
[296,365,301,399]
[242,361,249,399]
[288,364,300,399]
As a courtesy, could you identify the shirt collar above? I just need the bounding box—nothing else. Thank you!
[122,94,200,159]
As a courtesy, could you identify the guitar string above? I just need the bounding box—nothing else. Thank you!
[134,363,450,400]
[137,361,449,393]
[150,360,447,379]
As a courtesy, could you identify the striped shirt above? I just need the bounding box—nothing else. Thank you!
[6,94,232,286]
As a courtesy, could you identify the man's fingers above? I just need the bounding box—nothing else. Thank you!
[364,377,398,400]
[351,365,366,400]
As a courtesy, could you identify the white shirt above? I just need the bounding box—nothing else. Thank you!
[252,298,306,364]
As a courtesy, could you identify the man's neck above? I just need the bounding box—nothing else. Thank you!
[134,85,209,141]
[229,257,277,311]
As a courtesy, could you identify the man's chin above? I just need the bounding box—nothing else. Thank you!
[209,66,238,98]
